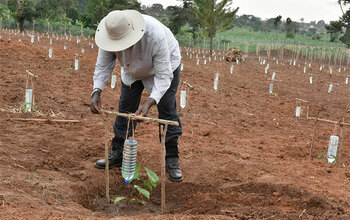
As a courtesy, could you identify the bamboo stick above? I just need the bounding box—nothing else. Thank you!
[102,110,179,126]
[10,118,81,123]
[295,98,309,103]
[104,112,110,203]
[26,70,38,78]
[161,124,168,214]
[309,117,318,159]
[183,81,194,90]
[307,117,350,126]
[338,118,344,166]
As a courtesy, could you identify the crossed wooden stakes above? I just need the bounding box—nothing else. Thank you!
[101,110,179,214]
[295,98,350,165]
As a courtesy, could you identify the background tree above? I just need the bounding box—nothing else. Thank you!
[285,17,297,38]
[273,15,282,43]
[192,0,238,55]
[326,20,344,42]
[8,0,37,32]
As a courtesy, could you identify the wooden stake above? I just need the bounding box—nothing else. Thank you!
[101,110,179,209]
[101,110,179,126]
[161,124,168,214]
[309,117,318,159]
[10,118,81,123]
[308,117,350,126]
[104,112,110,203]
[338,118,344,166]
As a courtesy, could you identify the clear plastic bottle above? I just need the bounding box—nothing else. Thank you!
[122,139,138,184]
[25,89,33,113]
[180,90,186,109]
[328,84,333,93]
[327,135,339,164]
[214,73,219,92]
[309,76,313,84]
[74,59,79,71]
[271,72,276,80]
[49,48,52,58]
[295,106,301,117]
[346,77,348,85]
[269,83,273,94]
[111,75,117,89]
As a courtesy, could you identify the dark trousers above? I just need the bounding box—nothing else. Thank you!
[113,66,182,158]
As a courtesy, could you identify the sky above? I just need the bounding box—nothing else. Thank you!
[138,0,348,23]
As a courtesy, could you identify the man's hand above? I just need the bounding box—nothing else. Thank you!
[90,91,102,114]
[135,98,156,118]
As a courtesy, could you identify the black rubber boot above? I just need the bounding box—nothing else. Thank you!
[166,157,183,182]
[94,138,124,169]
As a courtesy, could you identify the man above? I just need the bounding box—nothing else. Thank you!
[90,10,183,182]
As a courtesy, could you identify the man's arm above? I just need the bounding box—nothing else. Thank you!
[90,48,116,114]
[135,38,173,117]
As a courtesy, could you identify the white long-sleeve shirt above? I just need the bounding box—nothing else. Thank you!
[93,14,181,104]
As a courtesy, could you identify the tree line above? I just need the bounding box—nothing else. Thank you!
[0,0,344,49]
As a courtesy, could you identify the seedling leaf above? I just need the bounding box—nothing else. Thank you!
[142,179,153,190]
[114,196,126,205]
[131,198,147,206]
[134,185,150,199]
[144,167,159,187]
[131,163,141,182]
[318,152,326,159]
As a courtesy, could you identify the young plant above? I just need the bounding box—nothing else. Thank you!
[114,163,159,206]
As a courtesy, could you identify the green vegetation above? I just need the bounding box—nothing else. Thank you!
[192,0,238,55]
[0,0,347,49]
[114,163,159,206]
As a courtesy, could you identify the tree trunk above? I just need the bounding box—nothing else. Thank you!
[18,17,24,32]
[209,0,215,56]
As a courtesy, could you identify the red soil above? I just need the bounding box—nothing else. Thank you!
[0,30,349,219]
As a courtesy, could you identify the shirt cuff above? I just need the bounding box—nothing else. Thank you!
[91,88,102,97]
[149,92,162,104]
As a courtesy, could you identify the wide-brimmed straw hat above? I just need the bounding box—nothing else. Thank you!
[95,10,145,52]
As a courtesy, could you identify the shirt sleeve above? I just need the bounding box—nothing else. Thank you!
[93,48,116,91]
[149,38,173,104]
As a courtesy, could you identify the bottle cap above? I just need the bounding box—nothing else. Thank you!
[125,180,130,184]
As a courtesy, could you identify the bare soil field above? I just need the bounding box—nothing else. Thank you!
[0,30,350,219]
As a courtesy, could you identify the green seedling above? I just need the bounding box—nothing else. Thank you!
[114,163,159,206]
[318,152,326,159]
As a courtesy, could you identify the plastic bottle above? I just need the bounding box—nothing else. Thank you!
[31,35,34,44]
[180,90,186,109]
[180,63,184,71]
[49,48,52,58]
[310,76,313,84]
[269,83,273,94]
[122,139,138,184]
[327,135,339,164]
[295,106,301,117]
[25,89,33,113]
[111,75,117,89]
[74,59,79,71]
[328,84,333,93]
[214,73,219,92]
[346,77,349,85]
[271,72,276,80]
[230,65,234,74]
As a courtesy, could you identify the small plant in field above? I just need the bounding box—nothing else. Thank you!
[20,101,35,114]
[318,152,337,164]
[114,163,159,206]
[318,152,326,159]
